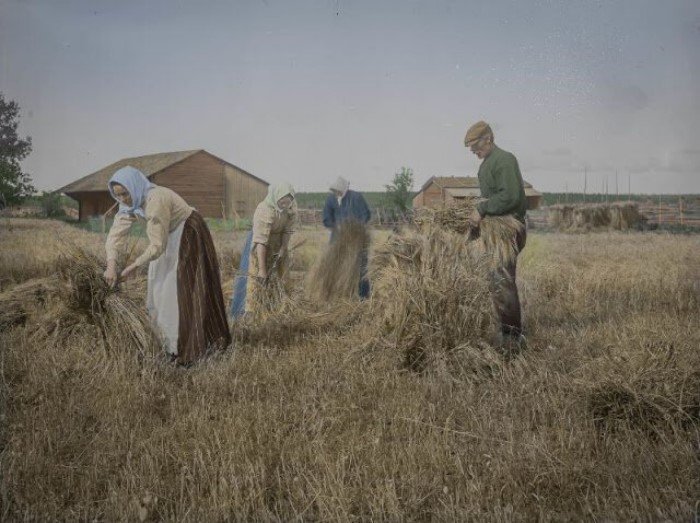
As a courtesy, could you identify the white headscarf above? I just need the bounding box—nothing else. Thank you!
[330,176,350,204]
[108,166,155,218]
[264,182,296,212]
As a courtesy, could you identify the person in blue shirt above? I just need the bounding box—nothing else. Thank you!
[322,177,372,298]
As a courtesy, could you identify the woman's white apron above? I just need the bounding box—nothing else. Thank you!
[146,220,185,356]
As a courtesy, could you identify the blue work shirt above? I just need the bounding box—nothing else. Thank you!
[322,190,371,231]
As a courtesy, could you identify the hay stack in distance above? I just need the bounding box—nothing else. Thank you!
[549,202,643,231]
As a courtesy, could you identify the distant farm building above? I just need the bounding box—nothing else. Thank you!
[412,176,542,211]
[58,150,268,221]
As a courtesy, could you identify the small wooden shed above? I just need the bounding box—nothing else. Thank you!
[412,176,542,210]
[58,150,269,221]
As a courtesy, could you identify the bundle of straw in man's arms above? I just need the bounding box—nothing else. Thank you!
[413,197,524,268]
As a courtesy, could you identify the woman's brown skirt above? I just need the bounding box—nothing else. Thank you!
[175,211,231,364]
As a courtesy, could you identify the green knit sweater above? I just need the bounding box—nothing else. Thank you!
[476,146,527,223]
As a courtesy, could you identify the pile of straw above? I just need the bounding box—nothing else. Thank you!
[0,277,57,333]
[369,227,497,371]
[0,245,159,357]
[609,203,643,230]
[580,343,700,434]
[549,203,643,231]
[413,199,524,268]
[306,221,370,302]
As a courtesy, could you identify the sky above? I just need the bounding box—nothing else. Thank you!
[1,0,699,194]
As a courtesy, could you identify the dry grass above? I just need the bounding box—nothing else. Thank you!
[233,299,363,349]
[1,219,699,521]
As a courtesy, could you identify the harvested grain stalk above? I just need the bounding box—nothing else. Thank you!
[413,198,523,268]
[306,221,370,302]
[55,245,160,357]
[0,250,157,358]
[369,227,497,371]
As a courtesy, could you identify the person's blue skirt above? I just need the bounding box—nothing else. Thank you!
[230,231,253,318]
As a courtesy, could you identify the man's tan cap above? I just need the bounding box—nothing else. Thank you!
[464,121,492,146]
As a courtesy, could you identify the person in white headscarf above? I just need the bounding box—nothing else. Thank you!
[231,182,296,318]
[104,166,230,365]
[322,176,372,298]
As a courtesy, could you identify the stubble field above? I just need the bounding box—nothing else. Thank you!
[0,218,698,521]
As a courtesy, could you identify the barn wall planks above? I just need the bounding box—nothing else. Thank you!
[416,183,447,208]
[151,152,225,218]
[76,192,116,221]
[223,165,268,219]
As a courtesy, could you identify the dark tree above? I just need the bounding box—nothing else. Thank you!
[0,93,34,206]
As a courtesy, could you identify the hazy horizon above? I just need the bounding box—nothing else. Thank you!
[2,0,699,195]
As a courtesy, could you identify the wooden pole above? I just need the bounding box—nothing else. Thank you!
[679,197,684,226]
[605,176,608,204]
[583,167,587,203]
[601,177,604,203]
[628,174,631,203]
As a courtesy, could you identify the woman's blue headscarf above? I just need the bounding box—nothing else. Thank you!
[108,166,155,218]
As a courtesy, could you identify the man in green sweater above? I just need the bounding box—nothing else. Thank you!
[464,120,527,347]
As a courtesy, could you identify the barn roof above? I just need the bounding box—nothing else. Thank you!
[419,176,537,193]
[57,149,267,194]
[445,187,480,197]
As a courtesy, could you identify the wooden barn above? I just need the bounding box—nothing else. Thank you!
[412,176,542,210]
[58,150,269,221]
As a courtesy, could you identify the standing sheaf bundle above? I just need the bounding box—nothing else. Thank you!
[306,221,370,302]
[413,198,523,268]
[246,265,291,319]
[58,246,161,357]
[369,228,497,371]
